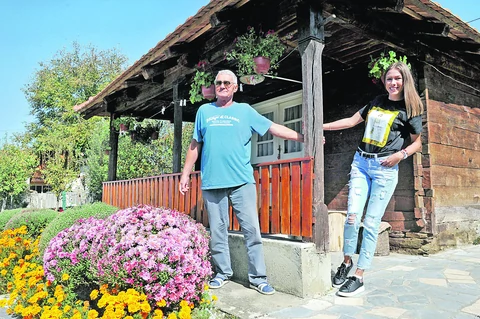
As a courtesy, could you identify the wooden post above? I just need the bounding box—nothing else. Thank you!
[297,2,329,252]
[107,112,119,181]
[172,82,183,173]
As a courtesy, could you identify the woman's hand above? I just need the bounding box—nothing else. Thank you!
[380,152,403,167]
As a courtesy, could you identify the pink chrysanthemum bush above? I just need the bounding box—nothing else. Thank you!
[91,206,212,307]
[43,217,107,295]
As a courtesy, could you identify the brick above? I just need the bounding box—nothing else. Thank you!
[416,219,426,229]
[389,220,406,231]
[415,189,425,196]
[383,211,405,221]
[413,153,423,165]
[414,176,423,190]
[424,197,433,212]
[413,164,424,176]
[424,189,435,197]
[421,154,431,167]
[422,168,431,189]
[415,195,424,208]
[414,207,426,219]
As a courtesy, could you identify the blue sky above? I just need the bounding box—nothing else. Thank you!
[0,0,478,140]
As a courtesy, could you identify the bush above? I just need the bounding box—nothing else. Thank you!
[38,202,118,257]
[4,208,58,239]
[0,208,24,230]
[91,206,212,307]
[43,217,107,291]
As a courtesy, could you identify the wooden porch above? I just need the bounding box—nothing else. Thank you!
[102,157,314,238]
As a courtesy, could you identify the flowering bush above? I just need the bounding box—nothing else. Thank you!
[38,202,118,257]
[226,27,286,76]
[91,206,212,307]
[368,51,411,82]
[189,60,215,104]
[0,226,37,294]
[43,217,107,292]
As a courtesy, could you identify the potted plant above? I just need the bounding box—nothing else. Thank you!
[368,51,411,84]
[226,27,286,84]
[189,60,215,104]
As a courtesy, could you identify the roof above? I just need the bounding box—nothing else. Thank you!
[74,0,480,121]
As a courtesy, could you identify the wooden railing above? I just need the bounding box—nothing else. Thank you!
[102,157,314,237]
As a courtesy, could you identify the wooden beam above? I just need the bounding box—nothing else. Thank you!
[107,112,119,181]
[141,56,181,80]
[297,2,329,253]
[172,82,183,173]
[404,0,480,43]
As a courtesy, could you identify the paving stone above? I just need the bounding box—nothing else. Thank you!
[302,300,333,311]
[334,296,364,306]
[366,307,407,318]
[385,266,415,272]
[366,296,397,307]
[444,268,470,276]
[462,298,480,316]
[448,279,477,284]
[418,278,448,287]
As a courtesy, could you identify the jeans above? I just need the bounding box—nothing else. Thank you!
[343,152,398,270]
[203,183,267,285]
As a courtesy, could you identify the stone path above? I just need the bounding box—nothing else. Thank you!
[2,246,480,319]
[215,245,480,319]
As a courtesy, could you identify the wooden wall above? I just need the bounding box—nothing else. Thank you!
[422,99,480,233]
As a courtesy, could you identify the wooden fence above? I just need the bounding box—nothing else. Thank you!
[102,157,314,237]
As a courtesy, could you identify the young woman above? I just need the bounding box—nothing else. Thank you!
[324,62,424,297]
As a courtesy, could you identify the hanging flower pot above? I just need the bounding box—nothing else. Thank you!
[239,74,265,85]
[104,149,110,155]
[201,84,216,100]
[253,56,271,74]
[119,123,129,132]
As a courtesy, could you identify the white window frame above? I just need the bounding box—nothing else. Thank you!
[251,90,304,164]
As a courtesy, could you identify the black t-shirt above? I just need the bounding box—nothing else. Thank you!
[358,95,423,153]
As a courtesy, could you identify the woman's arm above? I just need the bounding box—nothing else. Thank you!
[324,111,364,131]
[380,133,422,167]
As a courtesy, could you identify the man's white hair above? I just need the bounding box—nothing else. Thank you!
[215,70,238,84]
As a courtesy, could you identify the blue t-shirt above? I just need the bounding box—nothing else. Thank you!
[193,102,273,190]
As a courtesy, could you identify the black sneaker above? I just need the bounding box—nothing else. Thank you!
[332,262,353,288]
[337,276,365,297]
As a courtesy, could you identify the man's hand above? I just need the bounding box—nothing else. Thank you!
[179,174,190,195]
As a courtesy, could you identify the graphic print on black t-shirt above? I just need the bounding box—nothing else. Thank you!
[362,107,399,147]
[359,95,423,154]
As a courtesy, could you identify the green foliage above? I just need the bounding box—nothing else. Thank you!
[0,208,24,230]
[0,143,37,205]
[42,153,79,203]
[38,202,118,257]
[84,118,194,201]
[226,27,285,76]
[473,237,480,245]
[4,208,59,239]
[23,42,127,202]
[368,51,411,80]
[85,120,110,201]
[189,61,215,104]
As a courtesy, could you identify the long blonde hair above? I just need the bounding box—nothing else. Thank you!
[382,62,424,118]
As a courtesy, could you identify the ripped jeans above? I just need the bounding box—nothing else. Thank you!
[343,152,398,270]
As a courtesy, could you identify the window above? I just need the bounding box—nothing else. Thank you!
[251,91,304,164]
[257,112,274,157]
[283,104,303,154]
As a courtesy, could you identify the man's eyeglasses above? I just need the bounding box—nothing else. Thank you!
[215,80,233,88]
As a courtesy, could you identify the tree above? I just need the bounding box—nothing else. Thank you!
[0,142,37,210]
[23,42,128,203]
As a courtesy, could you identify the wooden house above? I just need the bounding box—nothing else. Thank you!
[75,0,480,255]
